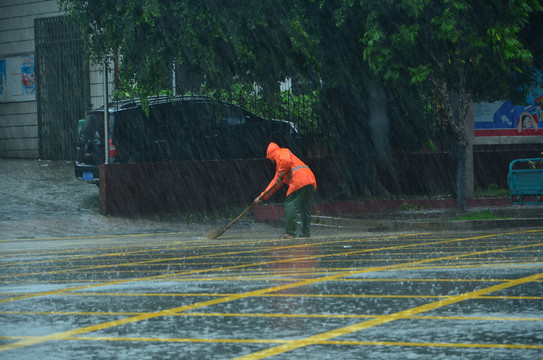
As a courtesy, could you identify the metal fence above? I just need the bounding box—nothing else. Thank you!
[35,16,89,160]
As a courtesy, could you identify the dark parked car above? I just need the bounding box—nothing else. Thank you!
[74,95,306,184]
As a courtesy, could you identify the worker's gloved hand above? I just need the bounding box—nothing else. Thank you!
[254,196,263,205]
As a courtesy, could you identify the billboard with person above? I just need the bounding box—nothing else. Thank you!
[474,90,543,144]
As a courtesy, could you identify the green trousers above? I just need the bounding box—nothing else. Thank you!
[285,185,315,237]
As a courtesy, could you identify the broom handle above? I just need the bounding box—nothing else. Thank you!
[223,202,256,231]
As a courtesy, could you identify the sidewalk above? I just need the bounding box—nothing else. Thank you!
[254,197,543,232]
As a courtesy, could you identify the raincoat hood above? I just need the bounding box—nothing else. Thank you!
[266,142,280,160]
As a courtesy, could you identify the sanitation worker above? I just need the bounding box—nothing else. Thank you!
[254,142,317,238]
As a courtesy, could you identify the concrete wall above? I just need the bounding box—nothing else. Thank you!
[99,157,344,215]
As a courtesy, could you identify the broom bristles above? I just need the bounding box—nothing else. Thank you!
[204,226,227,239]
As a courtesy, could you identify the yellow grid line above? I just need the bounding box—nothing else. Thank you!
[0,231,541,354]
[0,232,458,303]
[2,292,542,300]
[235,271,543,359]
[1,335,542,350]
[2,310,542,322]
[0,234,420,279]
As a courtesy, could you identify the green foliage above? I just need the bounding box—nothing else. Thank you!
[58,0,542,108]
[360,0,541,100]
[397,202,423,211]
[475,184,509,198]
[454,210,503,221]
[58,0,542,165]
[409,65,433,84]
[199,81,324,138]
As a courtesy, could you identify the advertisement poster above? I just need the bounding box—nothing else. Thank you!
[474,91,543,142]
[21,55,35,96]
[0,55,36,103]
[0,59,5,99]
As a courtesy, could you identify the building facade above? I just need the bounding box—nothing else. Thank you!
[0,0,108,159]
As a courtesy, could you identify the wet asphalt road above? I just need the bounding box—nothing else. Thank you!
[1,159,543,359]
[1,229,543,359]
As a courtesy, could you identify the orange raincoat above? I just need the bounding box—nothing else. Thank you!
[259,142,317,200]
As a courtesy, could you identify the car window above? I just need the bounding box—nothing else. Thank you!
[80,113,103,138]
[216,104,245,127]
[176,102,215,130]
[149,104,173,136]
[113,107,149,159]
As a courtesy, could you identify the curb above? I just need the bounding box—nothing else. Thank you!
[255,198,543,232]
[311,215,542,232]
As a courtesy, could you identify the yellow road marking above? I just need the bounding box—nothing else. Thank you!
[54,337,543,350]
[1,335,542,350]
[0,234,406,278]
[3,291,542,301]
[0,232,512,292]
[0,237,238,268]
[234,271,543,359]
[0,233,541,353]
[1,230,536,279]
[392,264,543,271]
[0,232,468,302]
[4,271,542,284]
[0,232,187,243]
[4,310,542,323]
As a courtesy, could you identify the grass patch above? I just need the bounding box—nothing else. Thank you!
[475,184,509,198]
[453,210,504,220]
[396,202,423,211]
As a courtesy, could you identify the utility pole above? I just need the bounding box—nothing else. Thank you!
[103,60,109,164]
[172,61,176,96]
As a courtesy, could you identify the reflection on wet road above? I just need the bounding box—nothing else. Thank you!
[1,230,542,359]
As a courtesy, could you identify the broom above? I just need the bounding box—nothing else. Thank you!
[204,202,257,239]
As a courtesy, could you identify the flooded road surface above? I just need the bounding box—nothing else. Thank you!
[1,229,542,359]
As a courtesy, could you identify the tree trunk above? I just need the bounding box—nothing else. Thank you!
[455,141,467,213]
[448,87,471,213]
